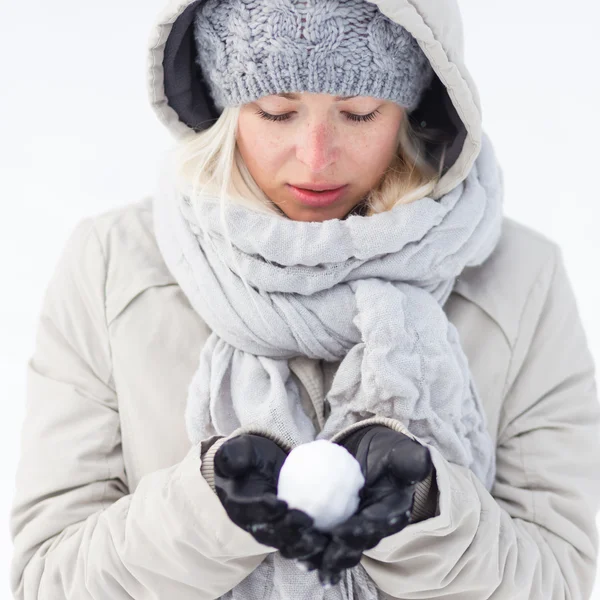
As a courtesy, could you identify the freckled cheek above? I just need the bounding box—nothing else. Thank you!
[350,136,396,186]
[348,134,393,167]
[254,138,289,175]
[239,145,282,190]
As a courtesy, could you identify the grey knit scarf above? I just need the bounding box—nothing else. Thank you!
[152,130,504,599]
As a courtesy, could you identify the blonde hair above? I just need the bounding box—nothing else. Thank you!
[168,105,447,333]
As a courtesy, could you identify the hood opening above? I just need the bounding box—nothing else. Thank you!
[156,0,471,194]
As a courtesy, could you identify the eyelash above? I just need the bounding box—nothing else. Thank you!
[255,109,381,123]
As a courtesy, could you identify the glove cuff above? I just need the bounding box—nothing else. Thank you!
[200,436,229,493]
[410,469,439,523]
[199,428,294,493]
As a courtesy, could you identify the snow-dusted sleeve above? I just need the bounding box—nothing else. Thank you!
[330,246,600,599]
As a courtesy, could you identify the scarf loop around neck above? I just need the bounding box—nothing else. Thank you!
[154,130,503,491]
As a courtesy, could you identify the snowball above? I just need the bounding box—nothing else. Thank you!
[277,440,365,532]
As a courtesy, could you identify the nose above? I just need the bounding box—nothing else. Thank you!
[296,120,339,173]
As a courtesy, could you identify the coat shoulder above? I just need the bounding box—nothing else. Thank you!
[452,216,560,348]
[91,197,177,324]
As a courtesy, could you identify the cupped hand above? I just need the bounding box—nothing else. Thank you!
[213,434,330,562]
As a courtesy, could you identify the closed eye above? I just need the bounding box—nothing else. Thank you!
[255,109,381,123]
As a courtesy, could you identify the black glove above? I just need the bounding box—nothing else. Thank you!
[213,434,329,562]
[298,426,433,587]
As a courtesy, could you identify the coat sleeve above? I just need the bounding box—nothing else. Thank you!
[9,218,276,600]
[331,245,600,599]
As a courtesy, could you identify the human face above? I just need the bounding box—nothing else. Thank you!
[236,92,405,222]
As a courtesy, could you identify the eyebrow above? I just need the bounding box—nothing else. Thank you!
[275,93,358,101]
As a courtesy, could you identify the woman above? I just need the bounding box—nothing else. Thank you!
[9,0,600,598]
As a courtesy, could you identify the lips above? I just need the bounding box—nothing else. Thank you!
[292,183,345,191]
[287,184,348,208]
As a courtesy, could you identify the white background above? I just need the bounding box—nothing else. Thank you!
[1,0,599,597]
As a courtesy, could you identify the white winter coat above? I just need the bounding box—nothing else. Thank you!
[9,0,600,598]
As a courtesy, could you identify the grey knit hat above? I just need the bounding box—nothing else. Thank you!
[193,0,435,112]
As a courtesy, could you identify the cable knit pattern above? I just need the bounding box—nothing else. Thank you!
[193,0,434,110]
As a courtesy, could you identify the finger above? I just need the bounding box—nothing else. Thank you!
[280,528,328,560]
[318,567,343,589]
[322,537,364,573]
[330,500,410,554]
[226,493,289,527]
[283,508,314,531]
[243,506,322,555]
[293,540,328,571]
[248,494,289,522]
[274,510,326,559]
[329,515,370,550]
[247,522,279,546]
[214,436,256,478]
[294,552,322,573]
[388,442,433,484]
[242,501,295,547]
